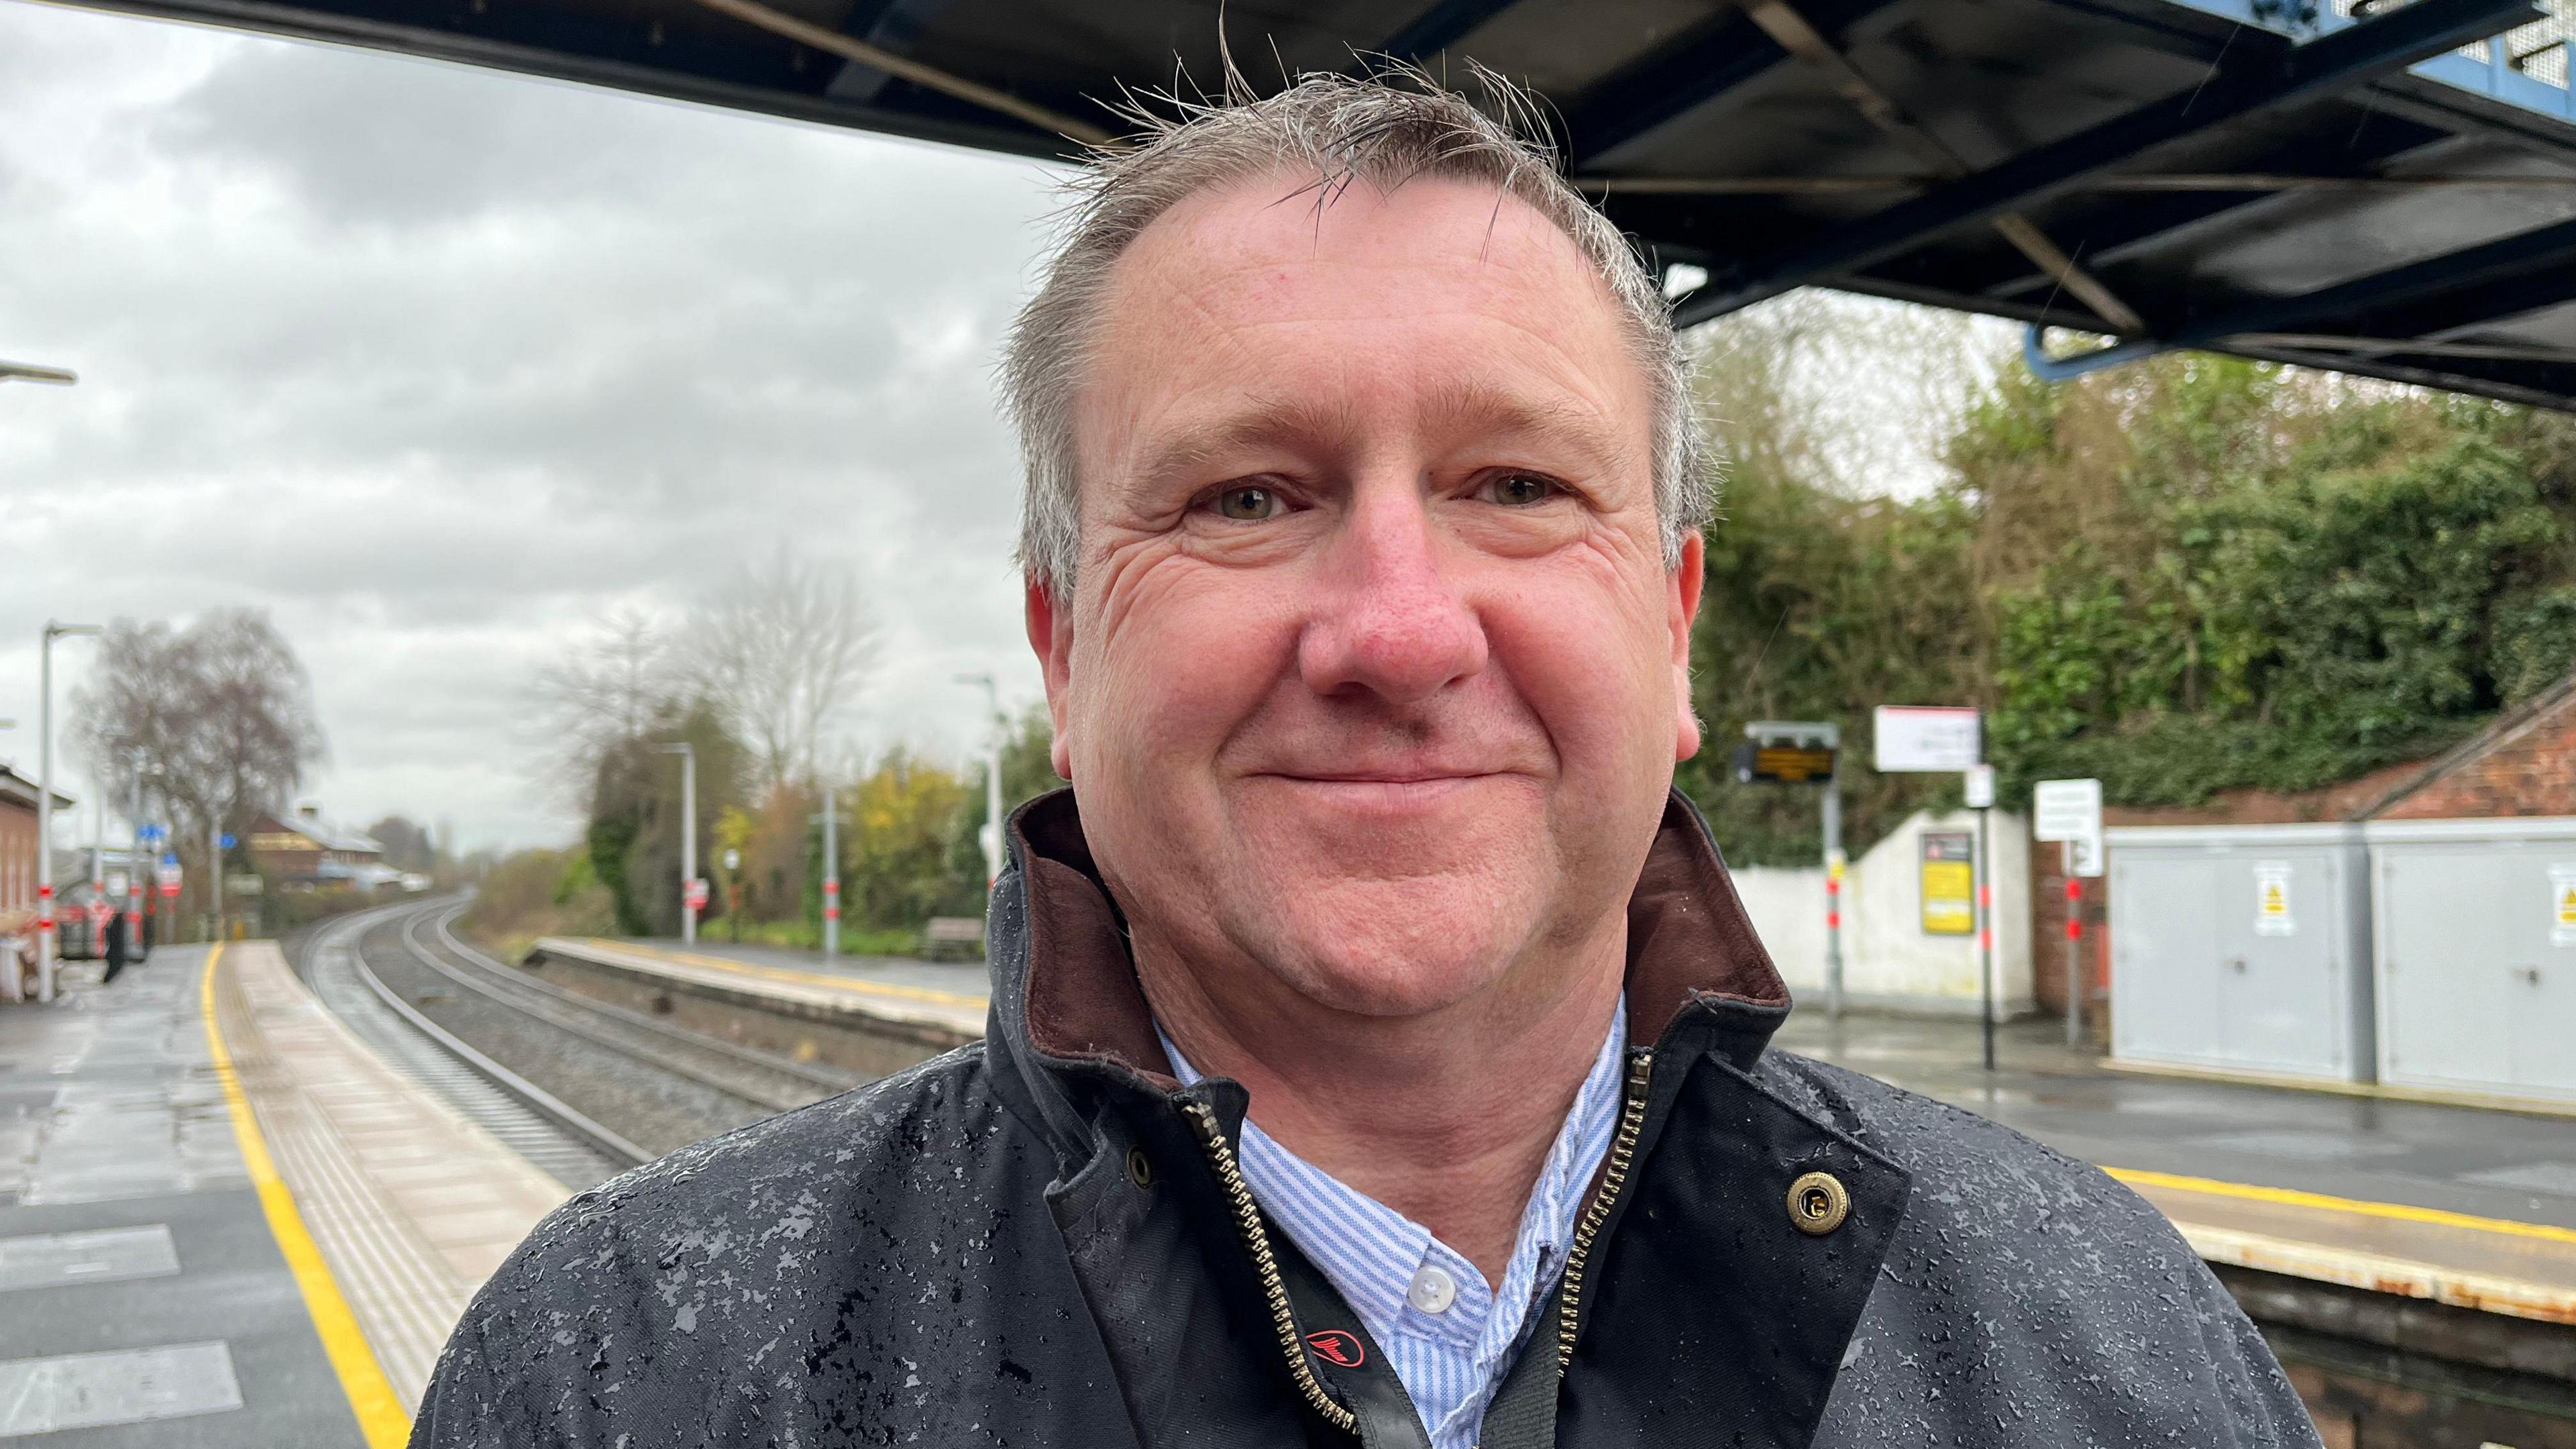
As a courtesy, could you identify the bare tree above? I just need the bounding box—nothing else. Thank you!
[70,610,327,902]
[684,548,875,792]
[527,608,676,808]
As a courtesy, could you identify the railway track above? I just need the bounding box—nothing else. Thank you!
[296,905,636,1187]
[294,897,861,1184]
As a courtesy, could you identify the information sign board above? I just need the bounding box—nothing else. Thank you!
[1921,831,1976,935]
[2033,777,2105,879]
[1733,741,1837,784]
[1873,706,1981,771]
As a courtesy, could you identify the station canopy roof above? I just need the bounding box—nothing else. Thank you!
[64,0,2576,409]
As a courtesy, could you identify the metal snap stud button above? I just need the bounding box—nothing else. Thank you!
[1787,1171,1849,1235]
[1126,1145,1153,1188]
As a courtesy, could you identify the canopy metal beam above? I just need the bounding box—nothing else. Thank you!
[1676,0,2542,327]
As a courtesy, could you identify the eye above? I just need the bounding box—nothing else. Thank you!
[1484,472,1557,506]
[1214,485,1282,521]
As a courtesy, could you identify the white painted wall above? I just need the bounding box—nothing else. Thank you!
[1729,808,2034,1016]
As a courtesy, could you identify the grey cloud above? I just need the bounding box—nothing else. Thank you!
[0,1,1059,849]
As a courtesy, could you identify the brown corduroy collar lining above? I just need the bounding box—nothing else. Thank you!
[1010,788,1789,1082]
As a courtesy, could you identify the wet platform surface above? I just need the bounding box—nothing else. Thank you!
[1776,1014,2576,1234]
[0,947,364,1446]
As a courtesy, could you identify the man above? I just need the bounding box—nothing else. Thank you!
[101,904,127,985]
[416,72,2318,1448]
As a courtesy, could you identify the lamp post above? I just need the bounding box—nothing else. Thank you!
[128,758,160,963]
[0,719,13,1004]
[38,622,103,1002]
[661,743,698,944]
[956,674,1005,890]
[811,784,840,958]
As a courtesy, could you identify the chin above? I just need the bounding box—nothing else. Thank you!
[1251,879,1539,1018]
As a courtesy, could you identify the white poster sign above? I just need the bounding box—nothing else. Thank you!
[2032,778,2102,841]
[1873,706,1982,772]
[2034,777,2104,879]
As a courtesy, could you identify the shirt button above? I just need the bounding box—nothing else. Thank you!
[1407,1265,1457,1315]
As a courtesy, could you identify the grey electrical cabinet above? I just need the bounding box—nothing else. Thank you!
[2105,824,2374,1083]
[2369,817,2576,1104]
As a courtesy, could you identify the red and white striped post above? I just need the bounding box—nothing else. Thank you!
[2063,867,2084,1046]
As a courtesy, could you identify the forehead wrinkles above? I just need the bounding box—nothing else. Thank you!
[1080,182,1648,498]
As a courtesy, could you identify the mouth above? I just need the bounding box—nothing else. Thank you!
[1241,771,1525,813]
[1250,765,1513,787]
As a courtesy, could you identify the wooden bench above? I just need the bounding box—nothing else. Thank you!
[921,916,986,961]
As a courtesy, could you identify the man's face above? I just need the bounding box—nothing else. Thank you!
[1028,174,1703,1018]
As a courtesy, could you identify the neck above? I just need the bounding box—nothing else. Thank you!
[1142,926,1627,1287]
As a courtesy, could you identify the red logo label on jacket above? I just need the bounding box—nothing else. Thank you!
[1304,1330,1364,1368]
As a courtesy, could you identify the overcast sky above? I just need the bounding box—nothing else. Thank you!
[0,1,1064,852]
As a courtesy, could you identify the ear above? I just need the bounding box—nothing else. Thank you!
[1025,576,1077,780]
[1668,531,1705,763]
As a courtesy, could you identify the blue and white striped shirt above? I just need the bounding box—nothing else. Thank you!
[1160,1000,1627,1449]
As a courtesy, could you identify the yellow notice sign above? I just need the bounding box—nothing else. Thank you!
[2253,861,2294,936]
[2552,865,2576,947]
[1921,830,1974,936]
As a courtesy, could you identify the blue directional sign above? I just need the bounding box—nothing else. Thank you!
[137,824,164,844]
[219,834,236,849]
[160,853,178,869]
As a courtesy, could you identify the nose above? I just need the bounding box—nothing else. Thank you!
[1296,487,1488,706]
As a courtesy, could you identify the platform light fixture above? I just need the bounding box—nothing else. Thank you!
[0,360,76,386]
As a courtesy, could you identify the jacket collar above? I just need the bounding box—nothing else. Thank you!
[985,784,1795,1146]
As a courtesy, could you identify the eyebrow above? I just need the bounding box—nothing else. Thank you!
[1126,377,1630,492]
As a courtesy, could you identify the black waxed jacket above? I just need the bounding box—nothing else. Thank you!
[412,788,2322,1449]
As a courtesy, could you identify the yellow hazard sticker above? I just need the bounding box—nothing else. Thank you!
[2553,865,2576,947]
[2253,862,2294,936]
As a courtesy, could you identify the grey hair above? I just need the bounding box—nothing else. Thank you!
[1001,64,1713,596]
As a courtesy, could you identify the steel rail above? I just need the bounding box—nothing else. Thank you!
[430,906,852,1089]
[400,904,849,1112]
[344,908,654,1167]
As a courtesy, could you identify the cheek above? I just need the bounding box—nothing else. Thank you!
[1071,553,1307,776]
[1480,551,1675,767]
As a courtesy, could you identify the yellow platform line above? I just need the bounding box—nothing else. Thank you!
[587,938,988,1012]
[2107,1165,2576,1247]
[201,944,413,1449]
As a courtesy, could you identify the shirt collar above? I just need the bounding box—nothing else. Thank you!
[1156,996,1629,1351]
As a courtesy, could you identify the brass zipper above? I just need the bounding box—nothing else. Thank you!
[1554,1048,1654,1373]
[1182,1100,1361,1436]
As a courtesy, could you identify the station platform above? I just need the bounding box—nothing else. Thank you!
[529,935,987,1039]
[0,942,564,1445]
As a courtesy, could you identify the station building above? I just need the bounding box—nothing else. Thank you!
[245,804,390,886]
[0,765,74,920]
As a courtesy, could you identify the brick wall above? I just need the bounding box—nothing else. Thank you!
[2377,687,2576,818]
[2025,841,2110,1036]
[0,800,32,915]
